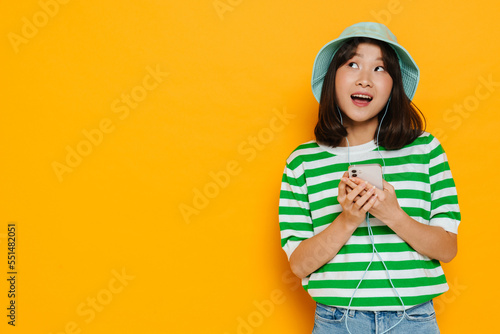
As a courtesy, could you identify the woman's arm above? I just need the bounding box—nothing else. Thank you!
[289,212,356,279]
[289,173,377,279]
[386,210,457,262]
[368,180,457,262]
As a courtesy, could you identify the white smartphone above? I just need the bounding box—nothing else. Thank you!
[348,164,383,190]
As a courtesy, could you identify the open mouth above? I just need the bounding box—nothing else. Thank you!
[351,94,373,103]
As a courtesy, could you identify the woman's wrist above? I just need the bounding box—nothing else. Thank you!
[382,207,408,229]
[335,211,362,233]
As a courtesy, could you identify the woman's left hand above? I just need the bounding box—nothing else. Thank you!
[346,178,404,225]
[368,180,404,223]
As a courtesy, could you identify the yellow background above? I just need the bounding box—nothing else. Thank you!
[1,0,499,333]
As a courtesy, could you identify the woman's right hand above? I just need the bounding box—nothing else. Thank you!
[337,171,377,227]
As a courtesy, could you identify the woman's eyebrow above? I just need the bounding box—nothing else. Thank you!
[352,53,383,61]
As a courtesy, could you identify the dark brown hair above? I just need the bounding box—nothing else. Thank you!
[314,37,425,149]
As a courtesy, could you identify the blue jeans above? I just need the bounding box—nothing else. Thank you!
[312,300,439,334]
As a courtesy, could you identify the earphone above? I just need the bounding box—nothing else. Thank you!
[338,98,407,333]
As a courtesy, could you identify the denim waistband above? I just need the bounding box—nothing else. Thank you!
[316,299,434,317]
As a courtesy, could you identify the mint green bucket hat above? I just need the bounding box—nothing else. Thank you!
[311,22,419,102]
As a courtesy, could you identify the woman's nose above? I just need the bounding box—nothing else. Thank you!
[356,70,373,88]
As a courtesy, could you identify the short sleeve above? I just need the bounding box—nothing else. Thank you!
[428,137,461,234]
[279,161,314,260]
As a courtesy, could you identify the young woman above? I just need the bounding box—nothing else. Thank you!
[279,22,460,333]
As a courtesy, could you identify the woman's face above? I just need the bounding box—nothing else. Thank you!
[335,43,393,129]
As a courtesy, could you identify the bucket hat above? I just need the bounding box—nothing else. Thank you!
[311,22,419,102]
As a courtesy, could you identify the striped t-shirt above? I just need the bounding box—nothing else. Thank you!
[279,132,460,311]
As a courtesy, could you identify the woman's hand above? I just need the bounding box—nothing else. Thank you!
[337,172,378,228]
[346,177,404,223]
[368,180,404,222]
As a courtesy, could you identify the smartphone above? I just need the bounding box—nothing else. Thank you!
[348,164,383,190]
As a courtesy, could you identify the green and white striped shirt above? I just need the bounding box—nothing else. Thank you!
[279,132,460,311]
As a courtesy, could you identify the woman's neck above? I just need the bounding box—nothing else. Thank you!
[340,122,378,147]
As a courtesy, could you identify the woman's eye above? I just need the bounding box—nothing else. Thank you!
[348,62,358,68]
[375,66,385,72]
